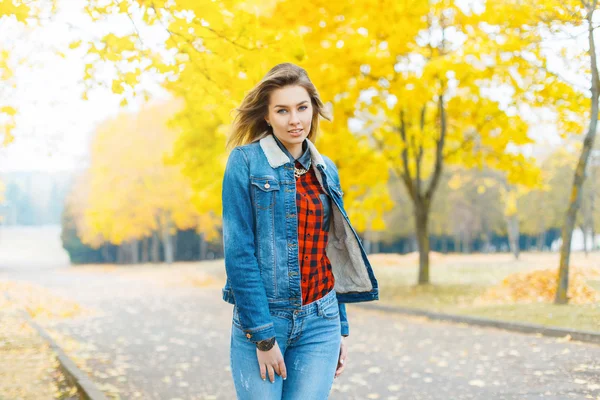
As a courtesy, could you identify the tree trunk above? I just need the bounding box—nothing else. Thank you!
[506,214,520,260]
[122,243,130,264]
[172,231,178,261]
[199,232,208,260]
[363,236,372,254]
[464,232,471,254]
[415,205,430,285]
[537,231,546,252]
[372,240,380,253]
[556,6,600,305]
[130,239,139,264]
[581,224,589,256]
[161,214,174,264]
[591,195,596,252]
[389,97,445,285]
[141,237,149,263]
[482,232,491,253]
[116,245,124,264]
[151,232,160,263]
[101,244,110,263]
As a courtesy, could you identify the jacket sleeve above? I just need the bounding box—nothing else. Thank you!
[339,303,349,337]
[222,148,275,343]
[325,156,351,338]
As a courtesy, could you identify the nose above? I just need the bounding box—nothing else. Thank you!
[289,110,301,126]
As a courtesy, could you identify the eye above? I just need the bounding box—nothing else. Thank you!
[276,105,308,114]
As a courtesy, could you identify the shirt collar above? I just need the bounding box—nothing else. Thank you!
[271,133,311,170]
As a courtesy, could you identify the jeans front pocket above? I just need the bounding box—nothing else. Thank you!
[318,300,340,320]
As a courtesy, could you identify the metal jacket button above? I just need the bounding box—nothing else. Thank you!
[264,183,270,189]
[246,333,252,338]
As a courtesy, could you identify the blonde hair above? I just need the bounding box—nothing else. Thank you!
[226,63,332,150]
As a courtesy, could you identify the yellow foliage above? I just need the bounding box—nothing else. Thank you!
[476,267,600,305]
[0,0,30,22]
[69,40,82,49]
[77,0,596,240]
[0,280,89,320]
[0,106,16,116]
[75,99,218,246]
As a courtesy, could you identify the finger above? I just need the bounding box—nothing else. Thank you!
[335,351,346,378]
[337,355,345,369]
[273,361,281,376]
[267,364,276,383]
[340,351,347,364]
[279,359,287,380]
[335,363,345,378]
[259,362,267,381]
[340,344,347,364]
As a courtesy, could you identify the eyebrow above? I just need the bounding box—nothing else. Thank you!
[273,100,309,108]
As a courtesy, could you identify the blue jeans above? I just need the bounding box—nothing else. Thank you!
[230,289,341,399]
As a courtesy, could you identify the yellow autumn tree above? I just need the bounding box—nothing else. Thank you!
[289,1,541,283]
[484,0,598,304]
[79,0,394,239]
[80,99,217,264]
[0,0,58,145]
[77,0,554,286]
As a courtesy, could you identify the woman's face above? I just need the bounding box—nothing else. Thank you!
[265,85,313,154]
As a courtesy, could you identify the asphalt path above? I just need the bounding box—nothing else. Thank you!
[1,226,599,399]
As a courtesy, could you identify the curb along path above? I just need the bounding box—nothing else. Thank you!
[357,302,600,345]
[3,291,107,400]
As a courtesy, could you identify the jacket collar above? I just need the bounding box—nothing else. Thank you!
[271,133,312,170]
[257,132,327,170]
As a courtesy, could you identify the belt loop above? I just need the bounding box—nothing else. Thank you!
[315,299,322,317]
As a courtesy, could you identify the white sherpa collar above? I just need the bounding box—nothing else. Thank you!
[257,132,327,170]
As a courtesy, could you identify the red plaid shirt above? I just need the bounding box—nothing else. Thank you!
[295,159,335,305]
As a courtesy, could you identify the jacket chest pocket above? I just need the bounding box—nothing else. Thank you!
[251,177,280,210]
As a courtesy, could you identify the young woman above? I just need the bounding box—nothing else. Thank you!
[221,63,379,399]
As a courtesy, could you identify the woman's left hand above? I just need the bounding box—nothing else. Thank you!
[334,336,347,378]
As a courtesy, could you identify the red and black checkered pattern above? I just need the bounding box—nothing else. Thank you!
[295,160,335,305]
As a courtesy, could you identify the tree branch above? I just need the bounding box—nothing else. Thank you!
[425,93,447,203]
[398,108,416,196]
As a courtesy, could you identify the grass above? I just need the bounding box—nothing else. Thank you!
[371,252,600,333]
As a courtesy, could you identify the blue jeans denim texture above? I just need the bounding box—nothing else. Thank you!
[230,289,341,400]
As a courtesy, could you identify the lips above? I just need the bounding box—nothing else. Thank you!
[289,129,303,136]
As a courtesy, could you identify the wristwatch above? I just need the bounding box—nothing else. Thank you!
[256,336,276,351]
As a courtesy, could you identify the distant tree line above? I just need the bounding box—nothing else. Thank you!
[61,206,224,265]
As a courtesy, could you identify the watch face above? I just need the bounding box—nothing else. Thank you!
[257,337,276,351]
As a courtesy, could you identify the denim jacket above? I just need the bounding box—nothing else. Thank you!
[221,132,379,343]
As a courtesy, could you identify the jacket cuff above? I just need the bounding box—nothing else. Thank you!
[338,302,349,336]
[242,323,276,344]
[340,321,349,337]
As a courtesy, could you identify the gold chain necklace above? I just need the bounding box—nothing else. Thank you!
[294,167,308,179]
[294,163,310,179]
